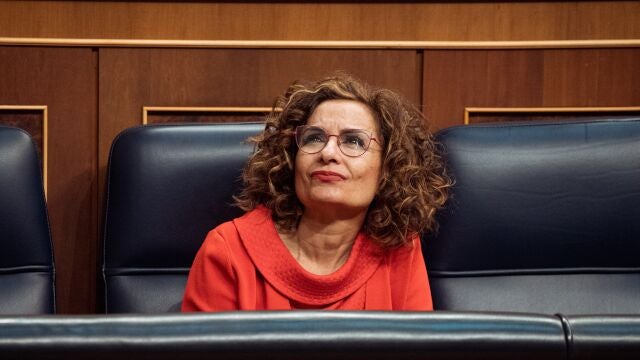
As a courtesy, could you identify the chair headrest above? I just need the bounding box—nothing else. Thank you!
[426,118,640,275]
[0,126,52,269]
[103,123,263,271]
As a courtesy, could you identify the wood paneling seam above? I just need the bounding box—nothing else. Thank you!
[2,38,640,49]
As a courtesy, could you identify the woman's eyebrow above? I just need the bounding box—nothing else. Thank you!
[340,127,372,133]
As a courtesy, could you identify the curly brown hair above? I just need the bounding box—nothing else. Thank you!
[234,73,451,248]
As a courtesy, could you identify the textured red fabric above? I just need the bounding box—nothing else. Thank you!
[182,207,433,311]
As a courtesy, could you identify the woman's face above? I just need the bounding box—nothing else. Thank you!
[294,99,383,217]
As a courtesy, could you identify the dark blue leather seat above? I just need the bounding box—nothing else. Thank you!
[102,123,263,313]
[0,126,54,314]
[425,118,640,315]
[560,314,640,360]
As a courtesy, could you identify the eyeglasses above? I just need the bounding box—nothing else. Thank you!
[294,125,380,157]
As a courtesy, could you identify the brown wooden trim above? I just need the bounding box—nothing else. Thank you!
[464,106,640,125]
[2,38,640,50]
[142,106,274,124]
[0,105,48,197]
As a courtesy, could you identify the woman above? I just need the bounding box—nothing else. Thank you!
[182,74,451,311]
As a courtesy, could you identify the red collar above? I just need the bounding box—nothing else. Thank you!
[234,206,383,306]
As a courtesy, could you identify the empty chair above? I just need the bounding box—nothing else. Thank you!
[102,123,262,313]
[0,125,55,314]
[424,118,640,314]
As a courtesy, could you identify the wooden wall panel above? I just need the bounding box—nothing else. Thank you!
[423,48,640,130]
[1,1,639,41]
[542,49,640,106]
[466,108,640,124]
[144,108,272,125]
[0,46,98,314]
[423,50,544,129]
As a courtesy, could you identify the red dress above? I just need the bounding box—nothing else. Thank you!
[182,207,433,311]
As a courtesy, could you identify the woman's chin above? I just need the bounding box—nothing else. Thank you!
[298,188,374,214]
[306,192,348,206]
[304,196,370,216]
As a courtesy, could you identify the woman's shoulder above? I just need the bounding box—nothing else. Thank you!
[206,207,270,238]
[198,209,272,267]
[206,220,238,241]
[385,234,423,262]
[200,206,274,253]
[233,205,272,226]
[230,206,275,239]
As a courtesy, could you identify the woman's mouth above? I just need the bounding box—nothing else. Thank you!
[311,170,346,182]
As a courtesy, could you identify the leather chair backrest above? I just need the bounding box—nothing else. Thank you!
[103,123,263,313]
[425,118,640,315]
[0,126,55,314]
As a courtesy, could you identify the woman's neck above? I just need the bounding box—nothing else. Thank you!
[280,209,366,275]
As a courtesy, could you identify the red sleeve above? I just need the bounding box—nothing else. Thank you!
[397,235,433,311]
[181,228,238,312]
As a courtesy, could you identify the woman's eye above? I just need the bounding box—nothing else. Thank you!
[342,134,366,149]
[302,132,326,144]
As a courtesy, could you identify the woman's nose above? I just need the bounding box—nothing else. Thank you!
[320,136,341,161]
